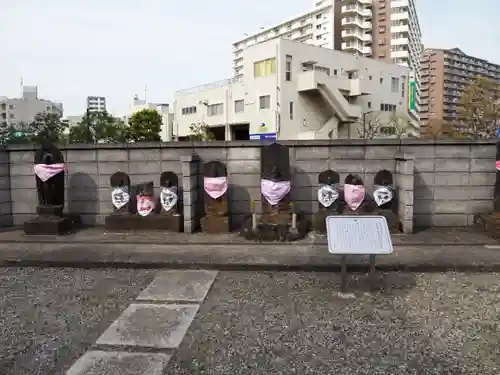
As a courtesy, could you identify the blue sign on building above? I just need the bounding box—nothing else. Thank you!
[497,128,500,137]
[249,132,277,140]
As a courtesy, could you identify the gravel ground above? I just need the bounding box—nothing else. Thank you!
[0,267,153,375]
[166,271,500,375]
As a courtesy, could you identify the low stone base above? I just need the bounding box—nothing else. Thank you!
[105,213,183,232]
[241,215,308,242]
[201,215,231,233]
[24,215,77,235]
[314,210,401,235]
[474,213,500,238]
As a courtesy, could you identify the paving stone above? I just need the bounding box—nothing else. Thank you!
[137,270,218,302]
[96,303,199,349]
[66,351,171,375]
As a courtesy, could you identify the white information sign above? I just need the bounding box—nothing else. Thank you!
[326,215,393,255]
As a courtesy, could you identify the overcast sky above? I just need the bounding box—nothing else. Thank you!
[1,0,498,116]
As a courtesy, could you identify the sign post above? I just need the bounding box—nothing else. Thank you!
[326,216,393,293]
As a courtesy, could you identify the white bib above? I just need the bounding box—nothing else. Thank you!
[111,187,130,210]
[160,187,178,212]
[317,185,339,208]
[137,195,155,217]
[373,186,393,207]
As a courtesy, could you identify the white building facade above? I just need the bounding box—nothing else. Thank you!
[86,96,107,113]
[175,39,417,141]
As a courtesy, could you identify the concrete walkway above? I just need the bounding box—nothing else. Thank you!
[0,227,499,271]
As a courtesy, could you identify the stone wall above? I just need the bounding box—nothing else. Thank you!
[0,149,11,226]
[3,139,497,229]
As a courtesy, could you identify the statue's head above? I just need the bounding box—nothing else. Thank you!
[42,152,54,165]
[345,174,364,186]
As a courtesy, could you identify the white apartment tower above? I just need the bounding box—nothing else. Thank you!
[233,0,422,118]
[86,96,107,113]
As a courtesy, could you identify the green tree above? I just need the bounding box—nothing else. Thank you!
[126,109,162,142]
[69,111,128,144]
[29,112,68,144]
[187,122,215,141]
[0,123,32,146]
[456,76,500,138]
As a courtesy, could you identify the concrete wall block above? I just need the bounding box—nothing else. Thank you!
[195,148,228,162]
[414,187,434,199]
[99,202,114,215]
[98,188,112,203]
[365,146,399,160]
[0,164,9,177]
[10,176,34,190]
[67,173,98,189]
[414,159,435,172]
[160,161,182,175]
[227,160,260,175]
[434,186,493,200]
[181,161,195,177]
[329,146,365,159]
[9,151,35,163]
[66,150,97,162]
[13,213,36,226]
[0,202,12,215]
[434,173,470,186]
[414,172,434,187]
[295,147,329,160]
[0,189,11,203]
[292,171,317,187]
[401,145,436,158]
[0,151,8,164]
[327,160,362,173]
[230,174,260,188]
[401,205,413,220]
[129,161,161,175]
[471,159,492,172]
[183,177,195,192]
[97,149,128,162]
[129,149,161,161]
[10,163,34,176]
[98,162,129,175]
[161,148,189,161]
[415,214,468,227]
[400,219,413,234]
[470,144,496,159]
[469,172,496,186]
[230,186,260,202]
[66,201,99,214]
[435,159,470,172]
[435,145,471,158]
[227,147,260,160]
[0,214,13,227]
[66,186,99,202]
[10,189,36,206]
[12,201,35,215]
[362,159,396,174]
[66,162,99,175]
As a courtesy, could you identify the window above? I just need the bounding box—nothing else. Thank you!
[368,101,372,109]
[259,95,271,110]
[181,106,196,115]
[401,81,405,98]
[369,75,372,80]
[379,26,386,33]
[380,103,396,112]
[207,103,224,117]
[379,38,386,45]
[254,58,276,77]
[380,77,383,84]
[8,104,14,109]
[289,102,294,120]
[316,14,322,19]
[285,55,292,81]
[391,77,399,92]
[333,69,338,76]
[315,65,330,76]
[234,100,244,113]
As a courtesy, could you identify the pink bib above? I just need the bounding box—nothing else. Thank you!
[496,160,500,171]
[33,163,65,182]
[261,179,291,206]
[344,184,365,211]
[204,177,228,199]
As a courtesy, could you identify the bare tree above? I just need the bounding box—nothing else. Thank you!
[357,113,384,139]
[188,122,215,141]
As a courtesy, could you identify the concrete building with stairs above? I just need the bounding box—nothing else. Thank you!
[174,38,418,141]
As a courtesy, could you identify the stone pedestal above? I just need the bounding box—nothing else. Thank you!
[24,205,78,235]
[201,193,231,233]
[105,213,183,232]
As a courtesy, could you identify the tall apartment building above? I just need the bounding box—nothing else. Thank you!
[86,96,107,113]
[419,48,500,127]
[0,86,63,130]
[232,0,422,118]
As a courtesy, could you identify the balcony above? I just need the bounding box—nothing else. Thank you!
[391,37,409,46]
[361,8,372,18]
[341,30,364,40]
[342,17,364,27]
[341,5,365,16]
[362,33,372,43]
[363,21,372,30]
[342,42,363,54]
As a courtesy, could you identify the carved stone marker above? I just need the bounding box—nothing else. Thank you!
[105,173,183,232]
[474,141,500,237]
[314,169,341,234]
[201,161,230,233]
[24,140,80,235]
[242,143,307,241]
[372,169,399,231]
